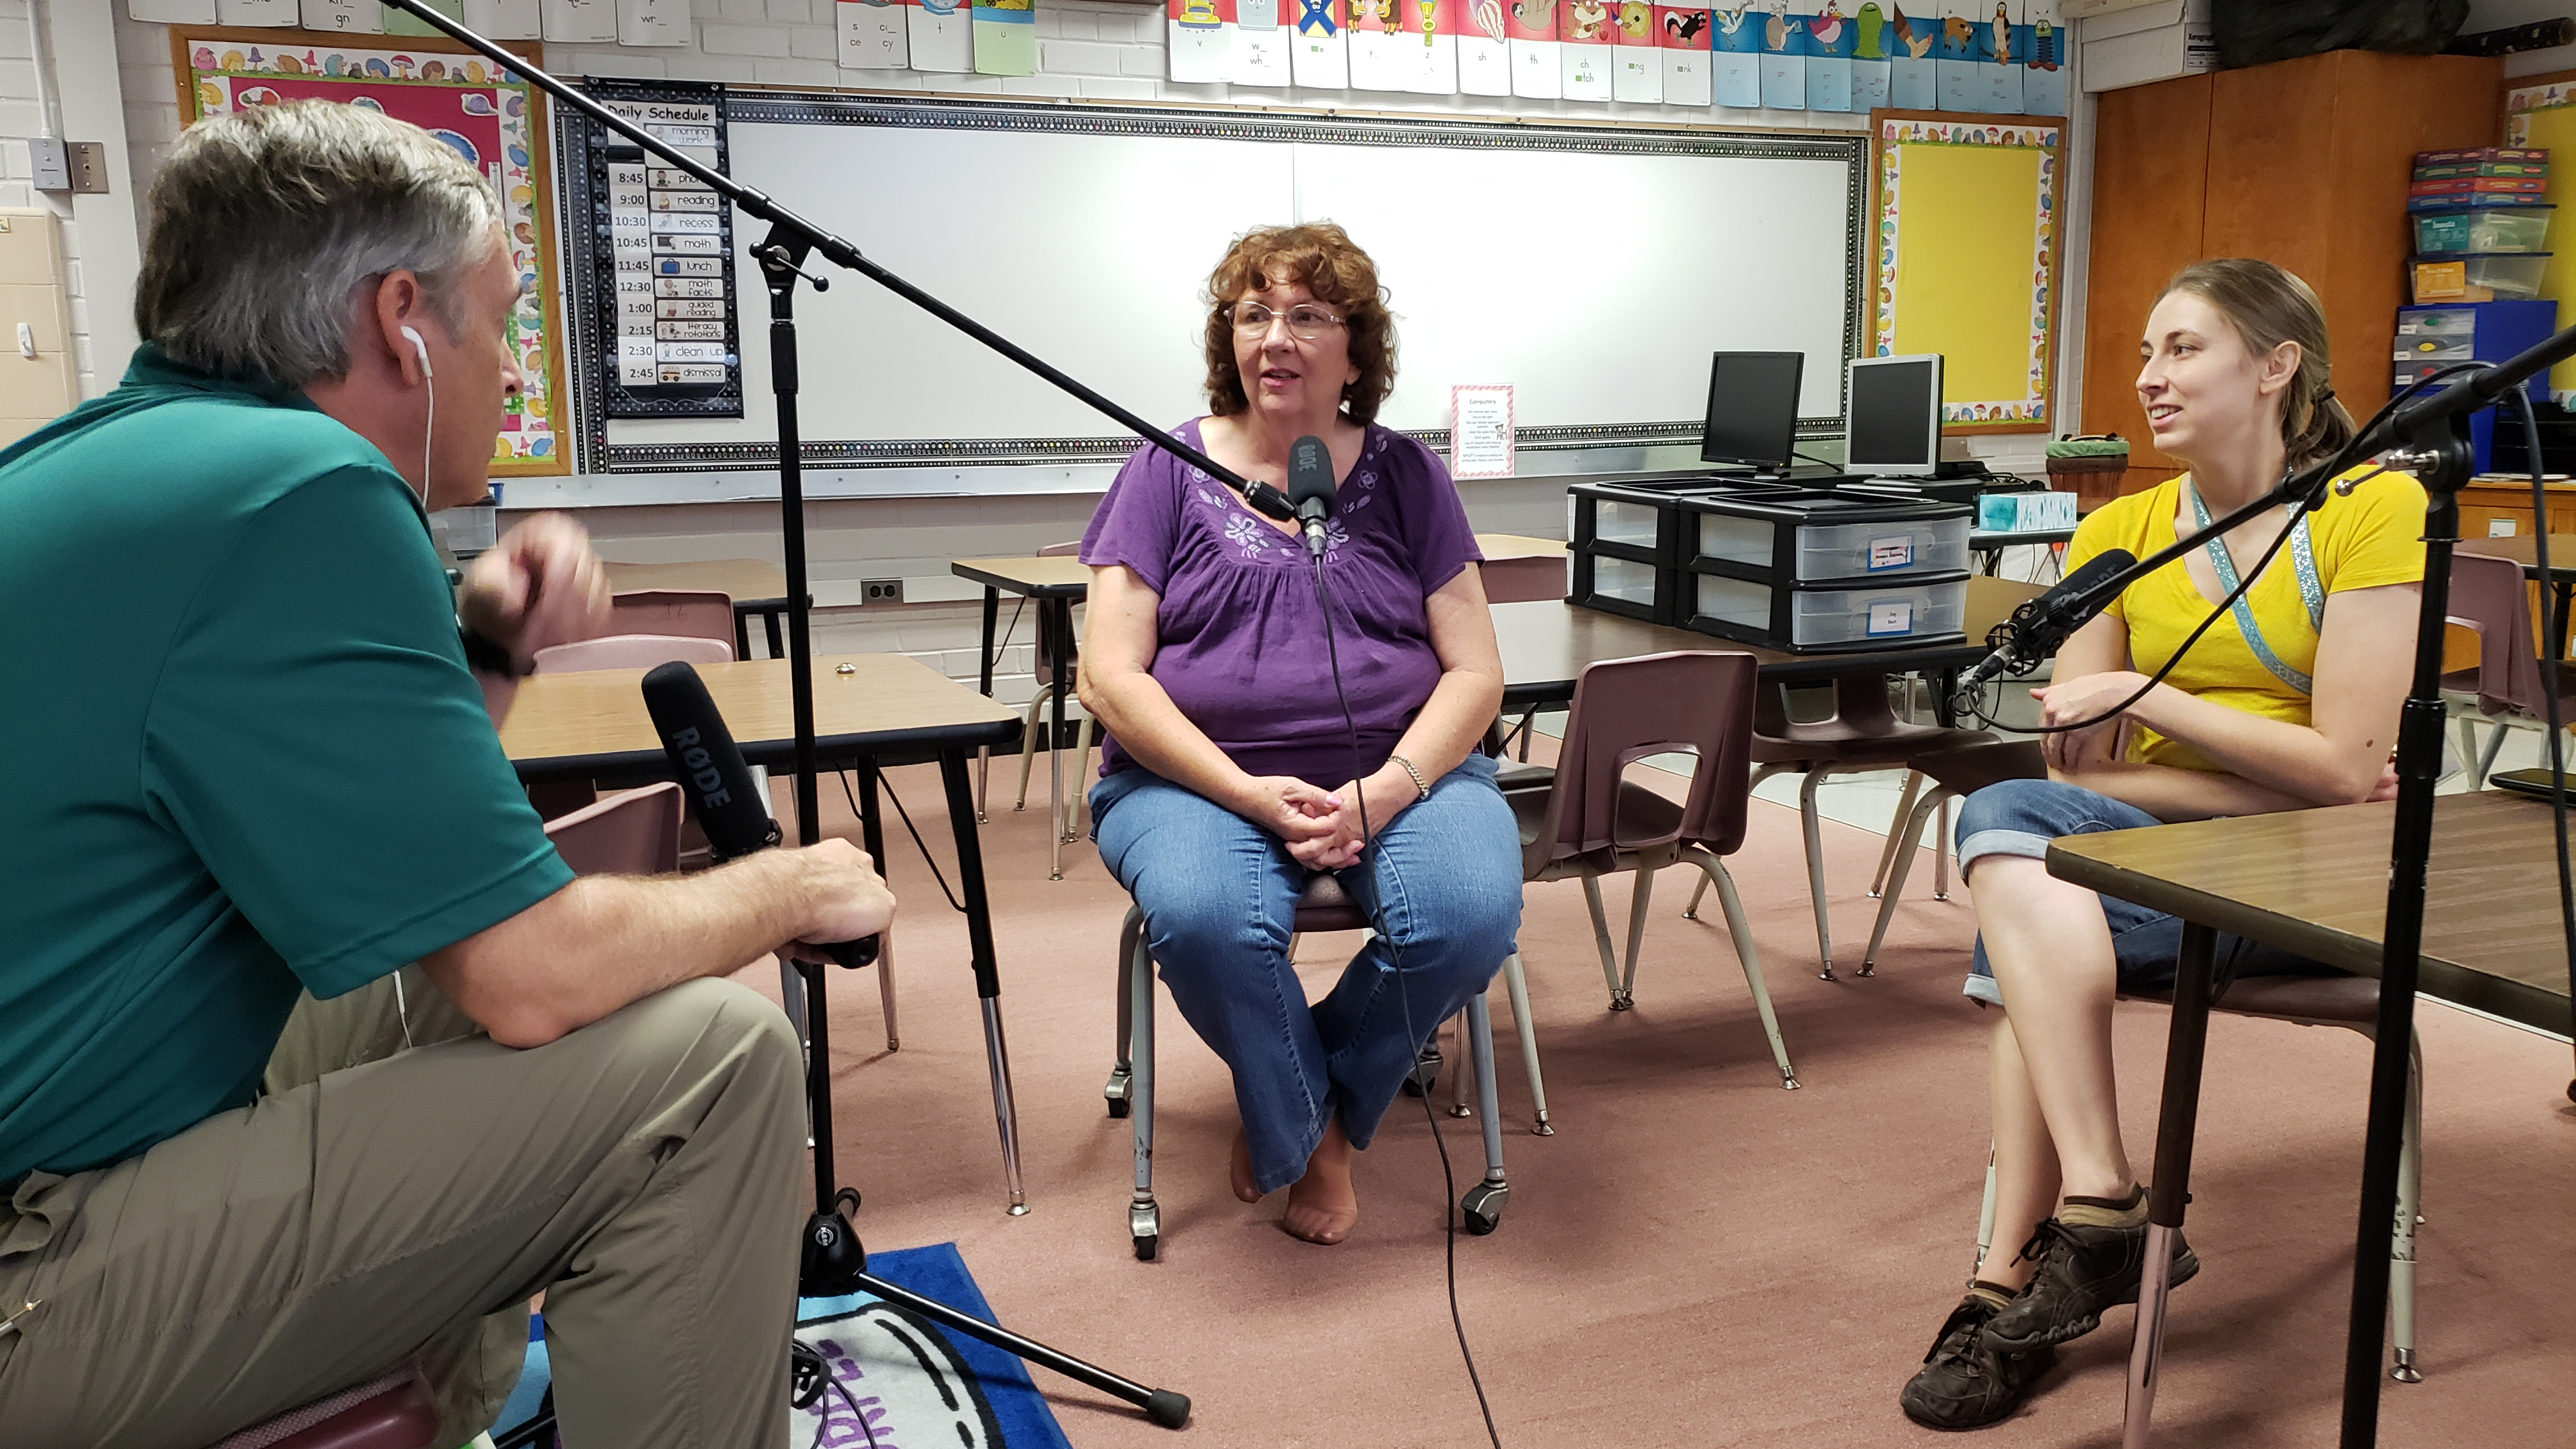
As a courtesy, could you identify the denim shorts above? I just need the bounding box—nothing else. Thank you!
[1952,778,2318,1007]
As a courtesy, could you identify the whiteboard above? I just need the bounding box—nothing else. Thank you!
[582,97,1864,471]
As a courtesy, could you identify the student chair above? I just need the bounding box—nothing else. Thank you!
[204,1368,442,1449]
[1495,650,1800,1135]
[1855,740,2046,975]
[1680,671,1990,979]
[609,588,738,655]
[1101,874,1513,1259]
[2442,548,2576,787]
[531,632,733,674]
[1969,973,2429,1383]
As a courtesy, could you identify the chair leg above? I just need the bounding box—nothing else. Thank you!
[1620,866,1656,1002]
[1515,703,1538,763]
[1127,924,1160,1259]
[1459,991,1511,1234]
[1974,1141,1999,1285]
[1448,1010,1474,1118]
[1106,907,1140,1117]
[1013,687,1048,811]
[2453,715,2481,792]
[1500,952,1551,1134]
[1860,788,1951,977]
[1581,875,1629,1009]
[1934,795,1954,900]
[1798,768,1836,979]
[1684,847,1798,1089]
[2472,715,2511,788]
[1681,873,1710,921]
[1066,713,1098,843]
[2391,1027,2425,1383]
[875,930,899,1052]
[1871,770,1927,899]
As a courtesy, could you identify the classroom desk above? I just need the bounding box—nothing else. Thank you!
[602,558,793,661]
[1491,575,2044,717]
[2044,790,2574,1447]
[1473,533,1571,603]
[499,652,1040,1213]
[2455,533,2576,659]
[1970,526,2075,577]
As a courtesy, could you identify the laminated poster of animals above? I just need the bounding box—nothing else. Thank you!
[1175,0,2068,112]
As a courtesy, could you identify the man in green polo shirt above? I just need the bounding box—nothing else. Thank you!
[0,102,893,1448]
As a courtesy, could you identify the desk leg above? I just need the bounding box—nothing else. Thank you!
[2556,581,2572,661]
[976,586,998,823]
[942,748,1028,1215]
[1932,668,1959,729]
[2124,919,2216,1449]
[853,760,896,1053]
[733,603,753,664]
[764,607,785,661]
[1049,598,1070,880]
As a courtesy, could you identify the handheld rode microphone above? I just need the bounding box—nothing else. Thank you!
[1287,433,1335,556]
[1956,547,2137,695]
[641,660,879,969]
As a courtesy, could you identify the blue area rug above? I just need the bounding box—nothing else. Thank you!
[492,1243,1071,1449]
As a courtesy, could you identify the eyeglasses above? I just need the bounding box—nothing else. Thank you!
[1229,302,1346,341]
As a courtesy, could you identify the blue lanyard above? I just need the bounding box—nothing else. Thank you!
[2188,480,2325,695]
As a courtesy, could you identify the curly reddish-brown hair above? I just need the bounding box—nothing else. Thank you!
[1202,222,1397,426]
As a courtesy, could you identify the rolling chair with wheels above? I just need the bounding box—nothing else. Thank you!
[1101,875,1515,1258]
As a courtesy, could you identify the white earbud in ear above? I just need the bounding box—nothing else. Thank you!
[401,325,432,379]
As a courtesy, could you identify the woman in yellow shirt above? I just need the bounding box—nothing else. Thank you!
[1901,259,2425,1430]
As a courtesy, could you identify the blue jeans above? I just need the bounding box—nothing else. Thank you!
[1954,778,2319,1006]
[1089,754,1523,1194]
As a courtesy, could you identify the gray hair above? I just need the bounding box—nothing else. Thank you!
[134,100,502,387]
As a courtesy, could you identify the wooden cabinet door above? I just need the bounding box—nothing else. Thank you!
[2083,73,2211,475]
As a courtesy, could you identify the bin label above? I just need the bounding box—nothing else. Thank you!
[1866,599,1914,636]
[1868,535,1914,571]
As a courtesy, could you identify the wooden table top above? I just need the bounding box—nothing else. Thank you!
[603,558,790,604]
[500,652,1020,780]
[2046,790,2573,1035]
[1492,574,2042,704]
[952,555,1092,597]
[2457,534,2576,579]
[1475,533,1566,560]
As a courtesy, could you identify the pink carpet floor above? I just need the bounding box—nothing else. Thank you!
[751,756,2576,1448]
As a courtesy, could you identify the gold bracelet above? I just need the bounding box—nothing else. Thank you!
[1388,753,1430,802]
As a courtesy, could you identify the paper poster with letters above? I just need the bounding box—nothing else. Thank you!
[1756,1,1804,110]
[302,0,385,33]
[1168,0,1234,81]
[1406,0,1460,95]
[1611,1,1661,103]
[1844,0,1888,105]
[1712,3,1760,107]
[1885,0,1935,105]
[839,0,910,68]
[1559,0,1614,100]
[463,0,542,36]
[129,1,217,22]
[2021,0,2064,115]
[1933,1,1979,112]
[972,0,1037,75]
[1234,0,1294,87]
[539,0,615,42]
[1292,0,1352,88]
[912,0,976,72]
[1451,385,1515,479]
[1802,1,1851,111]
[1980,0,2023,112]
[615,0,688,46]
[1505,0,1561,99]
[216,0,298,23]
[1348,0,1411,92]
[1657,6,1712,107]
[1458,0,1514,96]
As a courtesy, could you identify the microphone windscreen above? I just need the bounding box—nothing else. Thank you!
[2048,547,2135,610]
[1287,434,1336,510]
[641,661,781,861]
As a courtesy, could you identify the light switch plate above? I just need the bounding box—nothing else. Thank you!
[27,139,69,194]
[66,143,109,195]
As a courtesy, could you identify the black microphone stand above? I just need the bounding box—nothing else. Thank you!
[383,0,1201,1427]
[1963,325,2576,1449]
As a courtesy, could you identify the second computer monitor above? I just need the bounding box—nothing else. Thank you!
[1700,351,1805,475]
[1844,353,1945,477]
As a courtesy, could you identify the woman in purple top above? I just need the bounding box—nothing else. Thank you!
[1078,223,1522,1245]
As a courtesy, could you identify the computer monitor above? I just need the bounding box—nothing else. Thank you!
[1699,351,1804,475]
[1844,353,1945,477]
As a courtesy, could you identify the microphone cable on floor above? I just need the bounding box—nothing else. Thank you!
[1307,549,1505,1449]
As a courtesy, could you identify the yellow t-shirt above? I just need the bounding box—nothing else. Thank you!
[2062,466,2427,772]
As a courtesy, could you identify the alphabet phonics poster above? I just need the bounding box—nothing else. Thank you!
[1979,1,2022,113]
[1292,0,1351,86]
[1612,0,1660,103]
[1559,0,1613,100]
[971,0,1036,75]
[1656,5,1710,105]
[1459,0,1513,95]
[1349,0,1409,91]
[1235,0,1294,86]
[2020,0,2064,115]
[1933,1,1978,111]
[838,0,909,68]
[911,0,974,71]
[1406,0,1460,94]
[1756,2,1804,110]
[1713,3,1760,106]
[1804,1,1852,111]
[1886,0,1934,105]
[1506,0,1561,98]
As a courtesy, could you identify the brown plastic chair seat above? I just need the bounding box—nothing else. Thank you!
[2121,970,2379,1027]
[1290,872,1372,933]
[207,1373,440,1449]
[1506,778,1683,878]
[1905,739,2046,795]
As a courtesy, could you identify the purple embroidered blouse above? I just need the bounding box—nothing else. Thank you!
[1080,418,1483,789]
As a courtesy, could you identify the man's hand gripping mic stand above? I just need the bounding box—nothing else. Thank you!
[1969,325,2576,1449]
[379,0,1209,1426]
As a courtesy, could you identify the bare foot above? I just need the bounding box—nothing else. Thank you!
[1229,1129,1261,1203]
[1280,1120,1359,1245]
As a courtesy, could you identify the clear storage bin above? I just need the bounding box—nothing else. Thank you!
[1697,574,1967,647]
[1591,554,1659,606]
[1697,512,1775,567]
[2418,252,2553,300]
[2414,206,2554,255]
[1594,500,1663,548]
[1794,516,1972,581]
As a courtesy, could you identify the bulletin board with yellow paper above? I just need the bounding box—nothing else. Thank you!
[2506,75,2576,404]
[1869,111,2062,434]
[171,27,569,477]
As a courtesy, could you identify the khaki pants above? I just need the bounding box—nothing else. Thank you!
[0,968,806,1449]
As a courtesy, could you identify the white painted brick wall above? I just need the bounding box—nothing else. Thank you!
[0,0,100,400]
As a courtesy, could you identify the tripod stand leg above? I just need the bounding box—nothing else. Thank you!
[852,1271,1189,1427]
